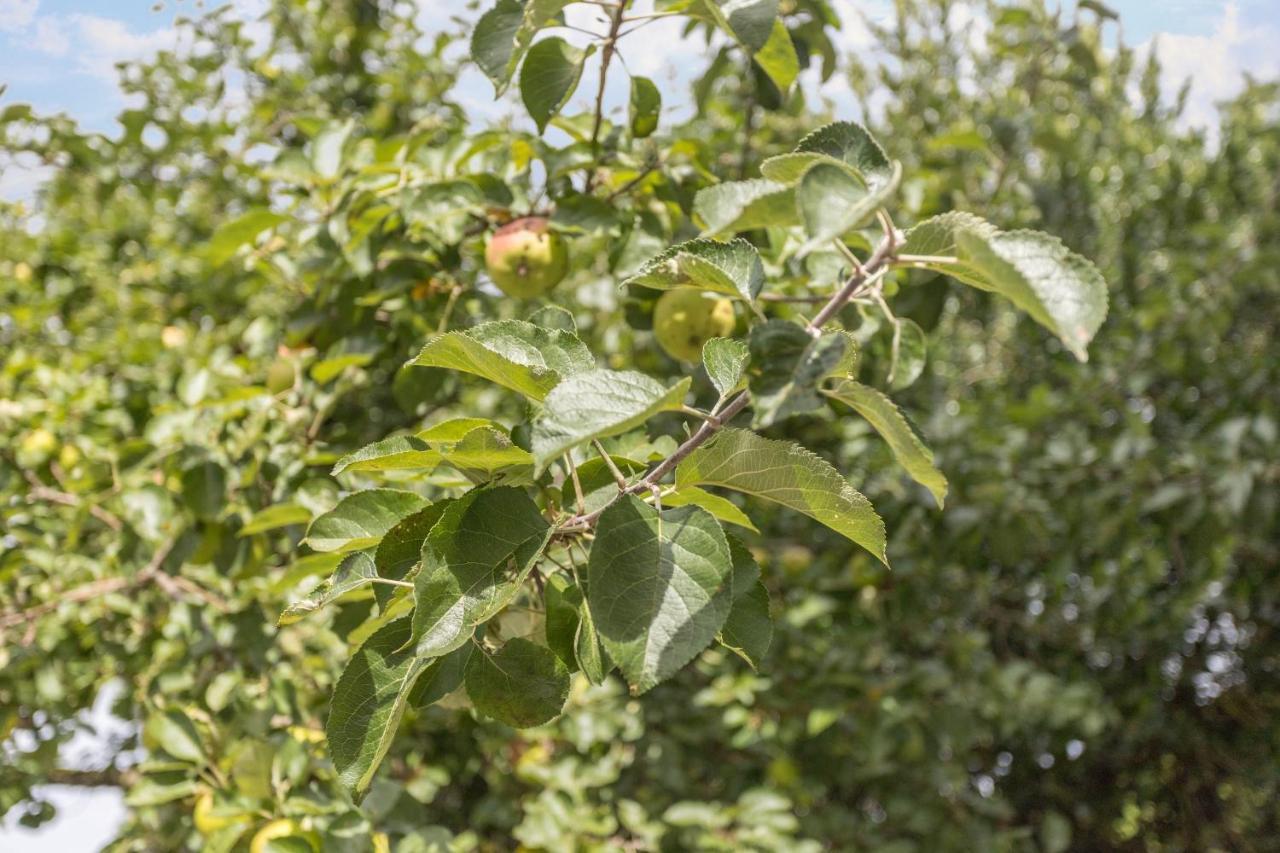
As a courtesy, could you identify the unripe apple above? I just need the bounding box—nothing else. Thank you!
[483,217,568,298]
[652,289,736,362]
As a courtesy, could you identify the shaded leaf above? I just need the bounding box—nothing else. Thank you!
[465,638,570,727]
[326,618,429,800]
[629,75,661,138]
[411,488,551,656]
[520,37,593,134]
[587,496,734,694]
[747,320,848,427]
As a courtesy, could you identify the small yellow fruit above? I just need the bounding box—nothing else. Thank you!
[18,428,58,468]
[58,443,82,471]
[266,360,296,394]
[250,819,319,853]
[194,791,251,836]
[483,217,569,298]
[652,290,736,362]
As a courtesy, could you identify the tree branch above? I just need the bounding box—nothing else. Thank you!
[586,1,628,190]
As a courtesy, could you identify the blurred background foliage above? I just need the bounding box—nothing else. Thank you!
[1,0,1277,850]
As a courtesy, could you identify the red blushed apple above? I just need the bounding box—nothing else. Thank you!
[483,216,569,298]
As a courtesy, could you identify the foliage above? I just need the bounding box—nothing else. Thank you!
[1,1,1276,850]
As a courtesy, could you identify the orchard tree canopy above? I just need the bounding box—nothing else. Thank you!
[2,1,1278,850]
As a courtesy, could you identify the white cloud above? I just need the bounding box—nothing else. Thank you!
[0,0,38,34]
[1135,2,1280,132]
[62,13,180,80]
[33,16,68,57]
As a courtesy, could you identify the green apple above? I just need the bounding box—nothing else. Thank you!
[483,216,569,298]
[652,289,736,362]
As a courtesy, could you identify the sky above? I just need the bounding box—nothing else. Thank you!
[1,0,1278,849]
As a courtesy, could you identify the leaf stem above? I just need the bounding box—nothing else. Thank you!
[592,439,629,490]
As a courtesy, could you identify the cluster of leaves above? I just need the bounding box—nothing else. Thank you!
[0,0,1276,850]
[284,3,1106,804]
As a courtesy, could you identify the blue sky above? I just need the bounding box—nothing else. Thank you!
[1,0,1279,849]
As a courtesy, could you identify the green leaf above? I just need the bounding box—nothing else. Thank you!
[663,486,759,533]
[470,0,525,92]
[311,119,355,180]
[901,213,1108,361]
[544,573,583,669]
[206,208,286,267]
[520,37,593,134]
[752,18,799,92]
[720,579,772,667]
[824,380,947,508]
[629,75,661,138]
[181,461,225,520]
[694,0,795,91]
[586,495,735,694]
[702,337,750,398]
[621,237,765,302]
[747,320,849,427]
[435,426,533,485]
[794,160,901,254]
[760,120,895,185]
[373,502,452,609]
[464,638,571,728]
[409,320,594,402]
[693,179,798,235]
[418,417,501,442]
[143,709,205,764]
[411,488,551,657]
[888,317,927,390]
[575,600,607,684]
[717,0,779,52]
[327,618,430,800]
[304,489,430,553]
[279,551,379,626]
[955,229,1108,361]
[239,503,312,536]
[331,436,441,475]
[718,535,772,669]
[676,428,887,564]
[531,370,691,471]
[408,642,473,708]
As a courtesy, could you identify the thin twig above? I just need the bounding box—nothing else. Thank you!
[592,440,629,490]
[22,470,124,531]
[586,1,628,189]
[565,453,587,514]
